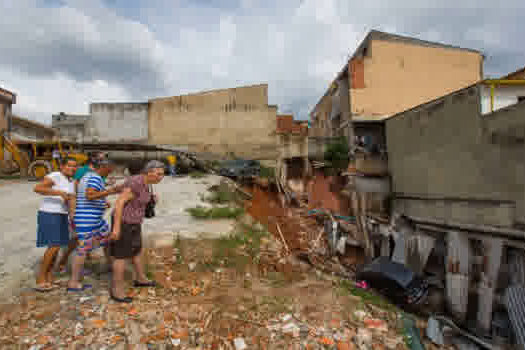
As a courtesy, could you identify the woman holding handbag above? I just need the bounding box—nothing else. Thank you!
[108,160,165,303]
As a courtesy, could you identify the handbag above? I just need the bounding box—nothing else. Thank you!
[145,184,156,219]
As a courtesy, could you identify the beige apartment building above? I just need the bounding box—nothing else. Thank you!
[309,30,484,141]
[148,84,279,163]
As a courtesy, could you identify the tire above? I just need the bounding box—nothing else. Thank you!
[28,160,52,179]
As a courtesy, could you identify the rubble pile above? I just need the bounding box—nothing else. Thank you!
[0,231,439,349]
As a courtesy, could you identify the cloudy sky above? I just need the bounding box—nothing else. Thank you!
[1,0,524,124]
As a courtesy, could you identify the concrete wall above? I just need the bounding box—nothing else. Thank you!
[148,84,278,161]
[310,93,332,137]
[351,39,483,117]
[87,103,148,143]
[277,134,308,160]
[386,84,525,228]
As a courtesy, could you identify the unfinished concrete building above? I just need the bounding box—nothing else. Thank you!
[385,77,525,336]
[148,84,279,164]
[52,113,90,142]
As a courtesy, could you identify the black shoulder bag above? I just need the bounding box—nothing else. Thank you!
[145,184,156,219]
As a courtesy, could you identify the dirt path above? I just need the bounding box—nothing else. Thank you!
[0,175,235,298]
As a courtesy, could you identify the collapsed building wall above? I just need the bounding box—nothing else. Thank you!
[386,81,525,334]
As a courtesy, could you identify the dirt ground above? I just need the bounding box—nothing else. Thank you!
[0,234,416,349]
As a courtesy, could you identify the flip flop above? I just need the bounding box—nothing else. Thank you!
[67,284,92,292]
[110,293,133,303]
[34,285,55,292]
[133,280,157,288]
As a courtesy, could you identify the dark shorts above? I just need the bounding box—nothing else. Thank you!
[109,222,142,259]
[37,211,70,248]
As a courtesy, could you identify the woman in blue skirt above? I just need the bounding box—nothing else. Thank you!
[33,157,77,291]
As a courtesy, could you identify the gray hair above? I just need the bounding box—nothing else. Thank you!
[143,160,165,173]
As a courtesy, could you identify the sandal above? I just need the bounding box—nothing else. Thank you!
[67,284,93,292]
[34,284,55,292]
[133,280,157,288]
[110,291,133,303]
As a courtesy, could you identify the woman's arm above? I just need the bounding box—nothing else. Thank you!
[68,195,76,219]
[109,188,134,241]
[34,177,68,200]
[85,186,118,200]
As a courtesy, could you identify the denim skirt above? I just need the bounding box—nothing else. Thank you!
[36,211,70,248]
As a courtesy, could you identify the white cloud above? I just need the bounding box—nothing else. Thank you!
[0,0,524,124]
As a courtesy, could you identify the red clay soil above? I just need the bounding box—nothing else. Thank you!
[244,186,319,252]
[306,173,350,216]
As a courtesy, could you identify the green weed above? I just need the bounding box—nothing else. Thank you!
[337,279,398,312]
[186,206,244,219]
[189,171,207,179]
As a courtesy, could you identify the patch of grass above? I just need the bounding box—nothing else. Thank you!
[189,171,207,179]
[259,166,275,179]
[337,279,398,312]
[211,234,250,270]
[145,264,154,280]
[202,189,236,204]
[260,295,293,314]
[186,206,244,219]
[172,235,185,265]
[206,222,270,271]
[265,271,289,288]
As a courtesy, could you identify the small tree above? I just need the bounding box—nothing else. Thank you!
[324,136,350,174]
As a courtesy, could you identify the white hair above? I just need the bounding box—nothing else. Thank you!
[143,160,165,173]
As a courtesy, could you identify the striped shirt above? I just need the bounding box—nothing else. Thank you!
[74,172,106,233]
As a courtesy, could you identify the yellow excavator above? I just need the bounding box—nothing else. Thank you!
[0,132,88,178]
[0,131,30,176]
[25,140,88,178]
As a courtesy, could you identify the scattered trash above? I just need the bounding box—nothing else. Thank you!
[281,314,292,322]
[354,310,368,321]
[426,316,445,346]
[402,314,425,350]
[74,322,83,337]
[234,337,247,350]
[79,296,93,303]
[282,322,300,337]
[355,280,368,289]
[364,318,388,333]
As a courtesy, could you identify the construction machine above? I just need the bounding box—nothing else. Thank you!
[0,133,88,178]
[26,140,88,178]
[0,131,30,176]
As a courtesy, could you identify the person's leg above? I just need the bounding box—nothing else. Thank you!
[95,220,112,272]
[36,247,60,288]
[46,249,60,284]
[130,225,150,283]
[67,236,91,289]
[131,250,149,283]
[111,258,127,298]
[57,239,78,272]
